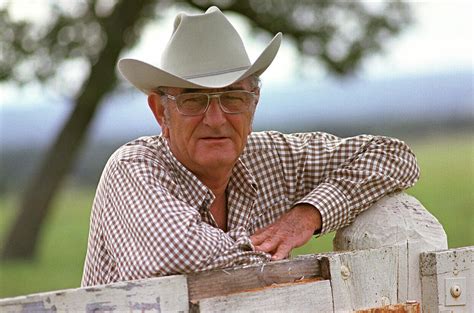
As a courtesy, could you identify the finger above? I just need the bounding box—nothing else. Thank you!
[254,236,281,253]
[271,243,292,261]
[250,226,274,246]
[250,233,266,246]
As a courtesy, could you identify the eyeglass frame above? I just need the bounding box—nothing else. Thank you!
[155,88,259,116]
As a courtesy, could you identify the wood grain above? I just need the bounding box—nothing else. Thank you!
[0,275,189,313]
[187,253,323,301]
[195,279,332,313]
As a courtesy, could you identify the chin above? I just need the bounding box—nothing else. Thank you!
[197,155,237,168]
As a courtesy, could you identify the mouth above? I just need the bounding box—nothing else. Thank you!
[201,136,228,140]
[200,136,230,142]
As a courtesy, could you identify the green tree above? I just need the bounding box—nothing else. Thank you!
[0,0,412,259]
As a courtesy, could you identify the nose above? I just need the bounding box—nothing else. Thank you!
[203,96,226,127]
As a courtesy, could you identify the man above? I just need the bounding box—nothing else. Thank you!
[82,7,419,287]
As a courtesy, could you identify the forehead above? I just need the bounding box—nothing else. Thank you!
[163,77,252,94]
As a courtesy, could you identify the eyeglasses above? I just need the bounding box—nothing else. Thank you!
[160,90,258,116]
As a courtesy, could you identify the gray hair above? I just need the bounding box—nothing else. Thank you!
[248,74,261,90]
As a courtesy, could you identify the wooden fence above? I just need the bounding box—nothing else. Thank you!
[1,192,472,312]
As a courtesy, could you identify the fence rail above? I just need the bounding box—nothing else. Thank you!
[1,192,472,312]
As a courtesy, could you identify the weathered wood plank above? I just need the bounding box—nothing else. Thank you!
[420,246,473,313]
[194,279,332,313]
[0,255,324,311]
[187,253,323,301]
[333,192,448,303]
[322,247,398,312]
[0,275,188,313]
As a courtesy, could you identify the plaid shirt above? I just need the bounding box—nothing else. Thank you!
[81,131,419,286]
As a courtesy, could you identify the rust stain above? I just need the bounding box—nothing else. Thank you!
[355,302,420,313]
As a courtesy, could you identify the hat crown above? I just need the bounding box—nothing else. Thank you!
[161,6,251,78]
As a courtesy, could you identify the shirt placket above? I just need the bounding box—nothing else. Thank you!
[199,192,219,228]
[226,188,256,231]
[226,160,258,231]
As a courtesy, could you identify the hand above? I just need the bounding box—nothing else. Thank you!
[250,204,322,260]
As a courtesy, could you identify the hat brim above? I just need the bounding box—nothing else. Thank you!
[118,33,282,94]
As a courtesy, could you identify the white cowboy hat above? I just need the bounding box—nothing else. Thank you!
[118,6,282,94]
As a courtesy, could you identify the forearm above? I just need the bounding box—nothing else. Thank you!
[297,135,420,233]
[247,132,419,260]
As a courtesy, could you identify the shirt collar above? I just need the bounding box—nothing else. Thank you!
[163,140,214,209]
[228,159,258,198]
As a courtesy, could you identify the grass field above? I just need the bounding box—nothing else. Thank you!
[0,133,473,298]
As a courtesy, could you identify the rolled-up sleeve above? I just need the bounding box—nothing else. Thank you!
[273,132,420,234]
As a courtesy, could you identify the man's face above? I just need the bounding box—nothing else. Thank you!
[149,78,258,177]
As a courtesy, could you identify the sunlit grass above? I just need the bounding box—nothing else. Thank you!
[0,187,94,298]
[405,133,474,248]
[1,133,473,298]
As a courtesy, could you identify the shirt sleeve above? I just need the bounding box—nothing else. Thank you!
[101,151,269,282]
[273,132,420,234]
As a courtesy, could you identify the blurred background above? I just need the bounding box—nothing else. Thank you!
[0,0,472,298]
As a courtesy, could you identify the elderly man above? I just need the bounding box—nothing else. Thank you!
[82,7,419,286]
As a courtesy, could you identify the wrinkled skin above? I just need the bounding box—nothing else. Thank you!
[251,204,322,260]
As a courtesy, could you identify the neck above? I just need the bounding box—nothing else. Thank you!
[195,167,232,197]
[196,167,232,232]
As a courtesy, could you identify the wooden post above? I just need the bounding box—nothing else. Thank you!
[333,193,448,303]
[321,247,399,311]
[420,246,473,313]
[333,192,448,303]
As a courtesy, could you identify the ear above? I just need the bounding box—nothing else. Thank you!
[148,94,170,138]
[254,87,261,106]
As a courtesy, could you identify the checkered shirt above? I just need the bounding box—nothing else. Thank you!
[81,131,419,286]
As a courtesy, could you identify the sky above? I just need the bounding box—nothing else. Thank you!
[363,0,473,79]
[120,0,473,83]
[0,0,473,104]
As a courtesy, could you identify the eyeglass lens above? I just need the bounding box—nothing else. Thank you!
[177,91,254,115]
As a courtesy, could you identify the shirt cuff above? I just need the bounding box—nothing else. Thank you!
[227,226,254,251]
[294,182,350,234]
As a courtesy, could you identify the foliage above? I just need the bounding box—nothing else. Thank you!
[0,0,155,85]
[1,0,412,87]
[0,0,413,260]
[0,133,472,298]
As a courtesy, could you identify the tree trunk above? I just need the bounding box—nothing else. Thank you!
[1,0,155,260]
